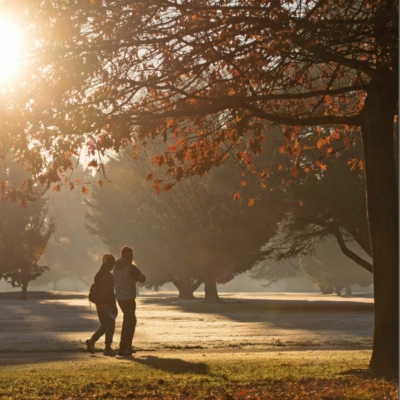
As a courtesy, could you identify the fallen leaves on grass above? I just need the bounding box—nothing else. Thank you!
[217,377,398,400]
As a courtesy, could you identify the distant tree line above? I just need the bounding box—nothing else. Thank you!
[85,146,285,302]
[0,133,371,301]
[83,131,372,300]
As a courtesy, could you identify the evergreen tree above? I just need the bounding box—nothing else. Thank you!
[86,150,283,302]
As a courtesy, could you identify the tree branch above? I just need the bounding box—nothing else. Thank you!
[332,225,373,273]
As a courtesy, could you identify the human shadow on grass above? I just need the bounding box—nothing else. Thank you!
[124,355,210,375]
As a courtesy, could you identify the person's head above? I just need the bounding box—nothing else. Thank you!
[102,254,115,271]
[120,246,134,262]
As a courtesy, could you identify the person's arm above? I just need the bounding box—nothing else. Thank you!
[107,274,118,313]
[137,272,146,283]
[130,264,146,283]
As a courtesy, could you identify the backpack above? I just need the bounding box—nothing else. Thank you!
[88,283,98,304]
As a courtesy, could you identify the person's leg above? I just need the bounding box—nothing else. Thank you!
[91,306,107,342]
[126,299,137,348]
[117,299,136,353]
[104,308,116,349]
[86,305,107,353]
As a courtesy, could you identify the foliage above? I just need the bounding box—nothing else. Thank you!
[270,135,369,251]
[0,0,395,192]
[250,132,372,293]
[0,351,397,399]
[253,134,372,283]
[85,149,284,298]
[37,163,107,288]
[0,161,55,299]
[253,239,372,295]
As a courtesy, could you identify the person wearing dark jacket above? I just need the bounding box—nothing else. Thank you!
[113,246,146,356]
[86,254,118,356]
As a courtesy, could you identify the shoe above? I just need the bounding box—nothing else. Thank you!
[126,345,137,354]
[103,348,117,357]
[118,348,133,357]
[86,339,95,354]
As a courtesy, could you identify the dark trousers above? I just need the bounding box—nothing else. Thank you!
[117,298,137,350]
[91,305,115,347]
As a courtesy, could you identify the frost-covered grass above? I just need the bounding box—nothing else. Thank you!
[0,291,373,352]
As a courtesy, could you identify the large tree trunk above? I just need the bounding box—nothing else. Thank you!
[178,285,196,299]
[172,277,202,299]
[21,282,28,300]
[333,285,343,296]
[203,274,222,303]
[318,282,333,295]
[361,67,398,374]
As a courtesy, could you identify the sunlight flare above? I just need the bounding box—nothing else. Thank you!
[0,18,22,82]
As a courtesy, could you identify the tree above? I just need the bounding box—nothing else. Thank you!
[0,0,397,372]
[85,150,283,302]
[252,239,372,296]
[40,163,107,288]
[298,243,372,296]
[0,164,55,300]
[262,133,372,273]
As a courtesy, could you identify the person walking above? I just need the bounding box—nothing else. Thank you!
[85,254,118,356]
[113,246,146,356]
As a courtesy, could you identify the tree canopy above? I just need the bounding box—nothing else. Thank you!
[262,134,372,272]
[0,1,395,192]
[85,149,284,301]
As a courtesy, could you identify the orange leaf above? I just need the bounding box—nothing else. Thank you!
[331,130,341,139]
[299,200,304,207]
[248,198,255,207]
[239,180,247,187]
[233,191,240,201]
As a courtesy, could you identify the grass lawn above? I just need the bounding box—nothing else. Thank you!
[0,350,397,399]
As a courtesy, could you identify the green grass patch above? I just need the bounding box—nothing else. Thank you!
[0,350,397,399]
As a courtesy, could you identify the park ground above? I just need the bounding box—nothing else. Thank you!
[0,291,397,399]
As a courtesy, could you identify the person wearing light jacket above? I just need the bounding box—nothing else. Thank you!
[113,246,146,356]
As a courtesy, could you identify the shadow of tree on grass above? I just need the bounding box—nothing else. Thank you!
[340,368,398,381]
